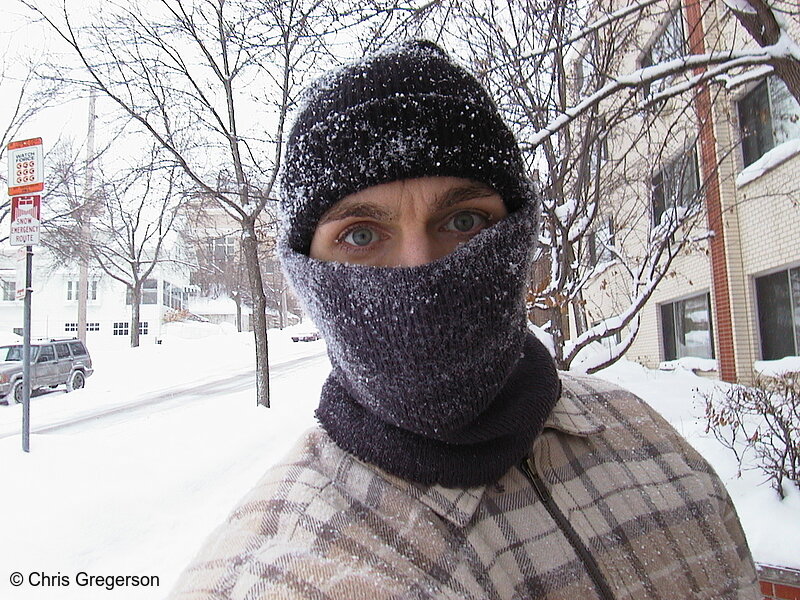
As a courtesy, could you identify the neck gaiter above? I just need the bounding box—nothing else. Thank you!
[280,202,561,487]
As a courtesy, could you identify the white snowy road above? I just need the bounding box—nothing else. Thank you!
[0,332,329,600]
[0,351,327,439]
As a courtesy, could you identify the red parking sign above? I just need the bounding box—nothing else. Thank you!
[10,195,41,246]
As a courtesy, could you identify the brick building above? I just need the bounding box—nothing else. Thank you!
[579,0,800,385]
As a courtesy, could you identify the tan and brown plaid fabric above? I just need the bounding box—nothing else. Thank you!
[169,374,758,599]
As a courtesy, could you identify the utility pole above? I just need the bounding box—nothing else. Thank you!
[78,91,96,342]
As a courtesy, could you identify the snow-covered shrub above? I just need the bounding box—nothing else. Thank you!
[703,373,800,499]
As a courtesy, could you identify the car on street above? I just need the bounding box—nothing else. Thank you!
[0,339,94,405]
[291,330,322,342]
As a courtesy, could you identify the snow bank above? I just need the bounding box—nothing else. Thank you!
[658,356,718,372]
[754,356,800,377]
[737,139,800,187]
[0,327,327,599]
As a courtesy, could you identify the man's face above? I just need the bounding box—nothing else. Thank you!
[309,176,507,267]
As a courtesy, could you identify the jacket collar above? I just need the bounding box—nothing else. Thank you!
[543,380,606,437]
[357,379,606,528]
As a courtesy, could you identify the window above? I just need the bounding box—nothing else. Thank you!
[38,345,55,362]
[738,77,800,167]
[139,322,149,335]
[55,344,71,359]
[66,279,98,302]
[68,341,87,356]
[163,281,185,310]
[640,8,685,100]
[652,147,700,227]
[2,280,15,301]
[755,267,800,360]
[208,234,236,265]
[660,293,715,361]
[126,279,158,305]
[113,322,130,336]
[13,327,23,336]
[65,322,100,333]
[587,216,615,265]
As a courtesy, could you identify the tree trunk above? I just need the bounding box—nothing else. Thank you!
[233,292,242,333]
[727,0,800,104]
[571,291,588,338]
[130,285,141,348]
[241,219,270,407]
[549,305,566,369]
[280,287,288,330]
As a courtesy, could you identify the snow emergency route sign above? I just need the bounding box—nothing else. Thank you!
[7,137,44,196]
[10,195,41,246]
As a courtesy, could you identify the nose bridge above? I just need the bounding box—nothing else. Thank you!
[398,227,437,267]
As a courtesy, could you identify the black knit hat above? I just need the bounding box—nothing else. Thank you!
[279,39,532,254]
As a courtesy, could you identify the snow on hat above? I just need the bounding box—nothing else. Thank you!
[278,39,533,254]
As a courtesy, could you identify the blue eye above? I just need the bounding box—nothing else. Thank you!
[445,211,488,233]
[343,227,377,247]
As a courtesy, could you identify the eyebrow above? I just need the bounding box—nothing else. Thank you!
[433,183,497,211]
[317,182,498,226]
[318,202,394,226]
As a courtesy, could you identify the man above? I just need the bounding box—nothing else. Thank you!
[169,40,758,599]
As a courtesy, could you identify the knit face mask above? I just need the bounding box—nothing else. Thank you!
[278,40,560,486]
[280,200,561,486]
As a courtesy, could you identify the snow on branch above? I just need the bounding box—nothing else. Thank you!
[531,48,773,147]
[569,315,641,374]
[716,65,774,89]
[497,0,665,65]
[722,0,758,15]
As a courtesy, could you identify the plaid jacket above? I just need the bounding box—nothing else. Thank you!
[169,373,758,600]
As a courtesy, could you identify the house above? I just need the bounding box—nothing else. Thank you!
[578,0,800,384]
[0,247,193,346]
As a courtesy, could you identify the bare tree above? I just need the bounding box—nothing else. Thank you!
[24,0,797,382]
[724,0,800,102]
[0,51,64,227]
[46,148,185,348]
[21,0,381,406]
[427,0,799,372]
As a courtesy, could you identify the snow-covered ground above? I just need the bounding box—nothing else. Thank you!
[0,326,797,599]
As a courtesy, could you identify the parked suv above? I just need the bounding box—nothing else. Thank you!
[0,339,93,405]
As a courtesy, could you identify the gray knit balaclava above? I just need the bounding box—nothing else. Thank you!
[279,40,560,487]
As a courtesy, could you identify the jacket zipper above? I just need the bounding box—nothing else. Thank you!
[520,457,616,600]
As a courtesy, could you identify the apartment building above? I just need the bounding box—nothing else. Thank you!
[580,0,800,384]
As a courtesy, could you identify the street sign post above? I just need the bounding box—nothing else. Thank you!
[6,137,43,454]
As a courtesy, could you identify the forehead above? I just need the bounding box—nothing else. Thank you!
[317,177,498,226]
